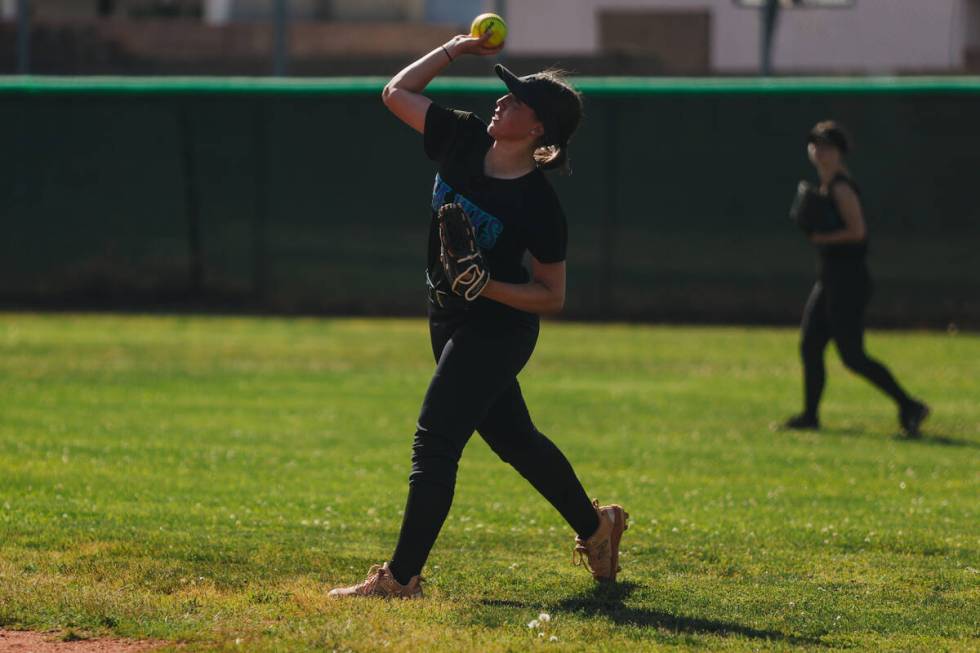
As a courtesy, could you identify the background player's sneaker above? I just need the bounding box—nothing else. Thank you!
[900,400,930,437]
[573,499,629,582]
[327,562,422,599]
[781,413,820,430]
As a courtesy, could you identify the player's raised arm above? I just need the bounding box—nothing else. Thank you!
[381,31,502,134]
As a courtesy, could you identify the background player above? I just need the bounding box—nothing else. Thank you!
[782,121,930,436]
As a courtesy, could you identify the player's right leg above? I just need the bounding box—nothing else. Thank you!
[784,282,830,429]
[477,381,629,582]
[328,318,537,598]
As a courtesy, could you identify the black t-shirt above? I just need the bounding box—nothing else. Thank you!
[423,103,567,322]
[818,173,868,277]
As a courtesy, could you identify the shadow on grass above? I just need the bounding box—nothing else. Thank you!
[482,582,826,647]
[784,424,979,449]
[895,433,980,448]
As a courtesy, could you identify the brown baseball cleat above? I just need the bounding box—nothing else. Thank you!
[327,562,423,599]
[572,499,629,582]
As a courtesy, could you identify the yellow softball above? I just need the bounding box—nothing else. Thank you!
[470,13,507,48]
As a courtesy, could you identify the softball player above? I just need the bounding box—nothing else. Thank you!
[328,31,628,599]
[783,121,930,436]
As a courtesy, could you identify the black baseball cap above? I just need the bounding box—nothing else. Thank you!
[807,120,850,154]
[494,63,581,148]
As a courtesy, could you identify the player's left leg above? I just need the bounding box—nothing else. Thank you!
[827,276,929,434]
[477,382,628,582]
[477,380,599,539]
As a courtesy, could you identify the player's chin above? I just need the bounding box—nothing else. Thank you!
[487,118,516,141]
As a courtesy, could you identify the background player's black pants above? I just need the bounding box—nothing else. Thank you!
[388,313,599,585]
[799,270,913,419]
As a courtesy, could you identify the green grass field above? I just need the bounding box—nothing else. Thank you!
[0,313,977,652]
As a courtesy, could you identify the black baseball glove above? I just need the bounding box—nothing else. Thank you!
[437,202,489,301]
[789,181,844,234]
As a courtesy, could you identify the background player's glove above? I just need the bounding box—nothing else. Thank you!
[789,181,844,234]
[437,202,489,301]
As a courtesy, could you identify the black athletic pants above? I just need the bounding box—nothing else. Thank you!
[800,269,912,419]
[388,313,599,585]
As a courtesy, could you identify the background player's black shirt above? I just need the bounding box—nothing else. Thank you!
[818,173,868,280]
[423,103,567,322]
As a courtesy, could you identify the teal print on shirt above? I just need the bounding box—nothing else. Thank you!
[431,173,504,250]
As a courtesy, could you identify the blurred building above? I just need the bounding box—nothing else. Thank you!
[1,0,978,75]
[0,0,493,22]
[506,0,980,75]
[0,0,487,74]
[201,0,494,23]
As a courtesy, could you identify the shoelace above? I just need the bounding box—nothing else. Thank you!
[359,565,424,597]
[572,499,604,572]
[356,564,386,594]
[571,541,594,572]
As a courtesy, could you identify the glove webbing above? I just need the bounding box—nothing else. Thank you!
[449,253,488,301]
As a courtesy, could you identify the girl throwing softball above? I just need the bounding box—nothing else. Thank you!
[328,30,628,599]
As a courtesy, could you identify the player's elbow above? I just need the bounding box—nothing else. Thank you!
[533,277,565,315]
[843,222,866,243]
[542,291,565,315]
[382,82,407,110]
[381,83,395,107]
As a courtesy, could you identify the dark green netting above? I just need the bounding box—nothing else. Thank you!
[2,77,977,325]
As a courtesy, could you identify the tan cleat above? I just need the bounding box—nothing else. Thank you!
[327,562,423,599]
[572,499,629,583]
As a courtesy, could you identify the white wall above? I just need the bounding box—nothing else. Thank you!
[204,0,233,24]
[211,0,425,22]
[503,0,971,73]
[768,0,964,72]
[966,0,980,47]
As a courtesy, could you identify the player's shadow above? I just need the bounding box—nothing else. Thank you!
[797,425,980,449]
[482,581,826,646]
[558,582,825,645]
[894,432,980,448]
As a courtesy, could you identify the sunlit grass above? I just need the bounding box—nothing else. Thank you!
[0,314,977,652]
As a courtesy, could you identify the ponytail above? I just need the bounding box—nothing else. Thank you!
[523,67,581,175]
[534,142,571,175]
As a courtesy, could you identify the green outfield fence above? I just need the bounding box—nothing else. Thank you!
[2,76,979,326]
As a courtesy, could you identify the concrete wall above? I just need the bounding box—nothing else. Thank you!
[503,0,974,73]
[205,0,425,22]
